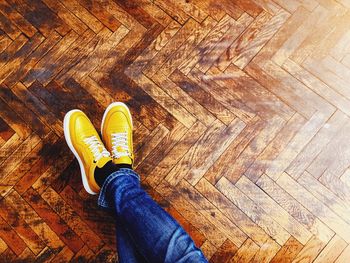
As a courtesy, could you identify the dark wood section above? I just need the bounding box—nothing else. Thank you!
[1,0,350,262]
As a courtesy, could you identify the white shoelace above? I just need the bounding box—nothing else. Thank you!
[111,132,130,159]
[84,136,110,162]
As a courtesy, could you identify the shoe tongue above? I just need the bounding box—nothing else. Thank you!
[96,156,112,168]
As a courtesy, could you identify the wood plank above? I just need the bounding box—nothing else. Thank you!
[157,180,227,248]
[3,31,62,88]
[0,32,44,83]
[245,113,305,182]
[0,33,28,66]
[0,116,14,141]
[270,237,304,263]
[37,29,96,87]
[59,0,104,33]
[0,132,41,180]
[218,10,289,70]
[134,123,169,167]
[0,32,12,53]
[200,240,217,261]
[292,236,328,263]
[143,18,201,77]
[135,0,172,27]
[266,111,328,181]
[51,246,74,263]
[0,215,26,256]
[5,190,64,251]
[130,73,197,129]
[114,0,158,29]
[257,174,334,243]
[230,238,259,263]
[42,0,87,33]
[204,116,263,184]
[320,170,350,205]
[0,0,37,37]
[136,122,189,177]
[70,245,94,262]
[77,0,121,31]
[272,6,327,66]
[3,132,56,187]
[313,235,347,263]
[146,121,206,187]
[11,82,63,136]
[210,65,294,121]
[8,0,70,36]
[277,173,350,243]
[282,58,350,117]
[22,188,84,254]
[224,116,285,184]
[236,175,312,245]
[0,237,8,255]
[304,56,350,101]
[165,119,236,185]
[160,16,216,77]
[251,238,280,263]
[170,69,236,125]
[41,187,104,252]
[162,0,208,23]
[297,8,350,62]
[210,239,237,263]
[178,14,234,75]
[0,86,50,137]
[0,197,45,255]
[154,0,189,25]
[0,11,21,40]
[14,137,67,194]
[335,246,350,263]
[17,247,35,261]
[59,185,116,248]
[185,118,245,185]
[151,72,217,127]
[286,110,348,179]
[262,60,334,116]
[217,177,290,246]
[299,172,350,226]
[21,29,79,87]
[177,180,247,247]
[198,13,253,73]
[196,178,270,246]
[307,120,350,179]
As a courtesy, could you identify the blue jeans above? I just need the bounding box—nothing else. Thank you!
[98,168,208,263]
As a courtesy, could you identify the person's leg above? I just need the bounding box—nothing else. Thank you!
[64,103,207,262]
[63,110,144,261]
[98,102,207,262]
[98,168,208,263]
[96,162,147,262]
[116,217,146,263]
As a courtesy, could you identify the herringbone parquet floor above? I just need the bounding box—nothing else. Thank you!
[1,0,350,262]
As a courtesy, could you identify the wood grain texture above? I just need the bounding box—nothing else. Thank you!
[1,0,350,261]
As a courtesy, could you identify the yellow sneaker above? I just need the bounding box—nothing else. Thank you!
[101,102,134,166]
[64,110,112,194]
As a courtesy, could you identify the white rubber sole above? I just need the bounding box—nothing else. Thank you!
[101,102,133,140]
[63,110,97,195]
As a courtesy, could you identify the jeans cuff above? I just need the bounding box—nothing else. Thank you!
[97,168,140,210]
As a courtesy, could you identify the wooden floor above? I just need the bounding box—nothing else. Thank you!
[1,0,350,262]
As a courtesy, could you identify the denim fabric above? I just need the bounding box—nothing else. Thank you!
[98,168,208,263]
